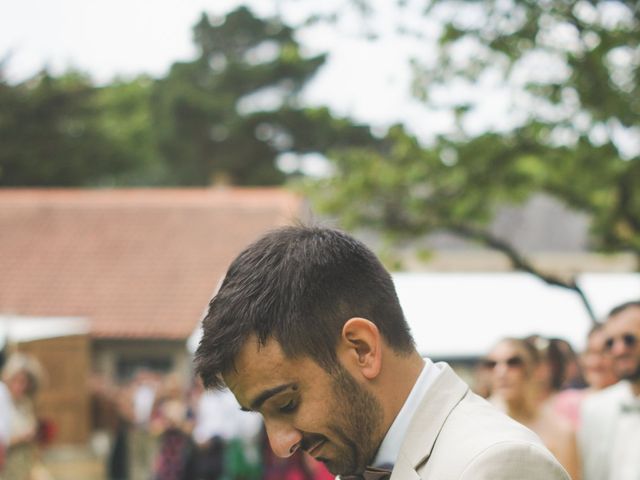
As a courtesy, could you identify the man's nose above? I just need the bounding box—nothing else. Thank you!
[612,339,630,356]
[265,420,303,458]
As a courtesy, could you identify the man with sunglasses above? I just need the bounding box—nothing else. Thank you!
[579,300,640,480]
[196,226,569,480]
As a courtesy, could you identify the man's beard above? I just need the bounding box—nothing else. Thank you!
[617,356,640,382]
[316,365,384,476]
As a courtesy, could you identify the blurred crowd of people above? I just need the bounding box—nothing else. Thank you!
[0,352,52,480]
[1,299,638,480]
[476,300,640,480]
[89,368,333,480]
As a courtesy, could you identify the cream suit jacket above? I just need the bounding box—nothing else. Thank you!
[388,364,570,480]
[578,381,636,480]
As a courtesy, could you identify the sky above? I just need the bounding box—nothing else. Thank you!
[2,0,637,154]
[0,0,452,140]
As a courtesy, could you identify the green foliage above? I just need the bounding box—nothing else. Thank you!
[0,70,132,186]
[308,125,542,238]
[94,76,165,185]
[307,0,640,262]
[152,7,378,185]
[0,6,378,187]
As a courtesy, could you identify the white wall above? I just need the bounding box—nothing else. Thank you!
[393,272,640,358]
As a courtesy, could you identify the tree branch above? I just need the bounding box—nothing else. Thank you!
[618,172,640,233]
[447,223,598,325]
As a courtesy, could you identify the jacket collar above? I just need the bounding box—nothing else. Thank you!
[392,363,469,474]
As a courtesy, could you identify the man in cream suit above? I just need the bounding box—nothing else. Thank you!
[579,301,640,480]
[195,226,569,479]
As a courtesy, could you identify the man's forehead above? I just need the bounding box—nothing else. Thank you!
[234,334,287,368]
[224,336,291,392]
[608,306,640,331]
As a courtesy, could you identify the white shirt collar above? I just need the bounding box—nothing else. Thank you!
[373,357,442,467]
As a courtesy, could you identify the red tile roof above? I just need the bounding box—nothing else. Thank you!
[0,188,303,340]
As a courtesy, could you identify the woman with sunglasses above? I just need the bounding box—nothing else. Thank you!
[482,337,580,480]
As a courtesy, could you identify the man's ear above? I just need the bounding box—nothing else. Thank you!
[338,317,383,380]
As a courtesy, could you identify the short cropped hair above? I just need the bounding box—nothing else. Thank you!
[607,300,640,319]
[195,225,415,389]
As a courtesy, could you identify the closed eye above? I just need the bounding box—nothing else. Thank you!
[279,399,298,414]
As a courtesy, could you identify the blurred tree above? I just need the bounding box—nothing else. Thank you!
[1,6,377,187]
[305,0,640,322]
[410,0,640,260]
[152,6,378,185]
[94,76,165,185]
[0,70,133,186]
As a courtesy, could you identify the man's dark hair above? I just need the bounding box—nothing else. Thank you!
[195,225,415,389]
[587,323,605,339]
[608,300,640,319]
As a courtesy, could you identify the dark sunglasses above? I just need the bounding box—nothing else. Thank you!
[604,333,638,351]
[481,355,525,370]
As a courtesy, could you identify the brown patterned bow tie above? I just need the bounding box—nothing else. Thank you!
[342,466,393,480]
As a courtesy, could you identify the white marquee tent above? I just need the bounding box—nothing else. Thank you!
[396,272,640,358]
[188,272,640,359]
[0,315,89,349]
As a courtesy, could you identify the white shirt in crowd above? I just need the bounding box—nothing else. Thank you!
[608,386,640,480]
[0,381,12,445]
[580,380,640,480]
[193,388,262,445]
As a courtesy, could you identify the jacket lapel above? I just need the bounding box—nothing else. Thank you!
[389,451,422,480]
[394,363,469,472]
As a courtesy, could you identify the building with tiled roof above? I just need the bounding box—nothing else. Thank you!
[0,188,303,381]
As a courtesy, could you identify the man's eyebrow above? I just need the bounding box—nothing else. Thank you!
[244,383,296,412]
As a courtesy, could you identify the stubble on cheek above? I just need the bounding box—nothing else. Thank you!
[319,424,363,474]
[324,367,384,475]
